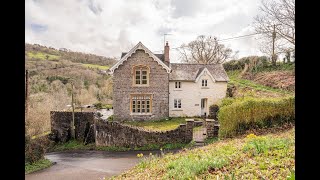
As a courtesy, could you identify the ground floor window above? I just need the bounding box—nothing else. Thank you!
[174,99,181,108]
[131,94,152,113]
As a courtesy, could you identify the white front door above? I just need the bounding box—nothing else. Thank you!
[201,98,207,116]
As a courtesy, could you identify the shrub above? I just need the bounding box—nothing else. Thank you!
[25,137,46,164]
[94,102,103,109]
[218,97,295,137]
[209,104,219,120]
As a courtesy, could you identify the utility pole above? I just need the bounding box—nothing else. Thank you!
[25,70,29,138]
[71,82,75,139]
[25,70,28,117]
[272,24,276,66]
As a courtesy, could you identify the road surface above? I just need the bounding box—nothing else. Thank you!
[25,150,168,180]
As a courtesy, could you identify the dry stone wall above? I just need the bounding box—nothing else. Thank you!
[95,118,193,147]
[49,111,95,143]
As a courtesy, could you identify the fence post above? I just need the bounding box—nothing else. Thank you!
[206,119,215,138]
[185,119,194,142]
[213,121,220,138]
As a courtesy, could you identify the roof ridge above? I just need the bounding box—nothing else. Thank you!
[170,63,221,65]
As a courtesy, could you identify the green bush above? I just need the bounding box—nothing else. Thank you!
[209,104,219,120]
[218,97,295,137]
[94,102,113,109]
[94,102,103,109]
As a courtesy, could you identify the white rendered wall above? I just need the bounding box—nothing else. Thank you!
[169,73,227,117]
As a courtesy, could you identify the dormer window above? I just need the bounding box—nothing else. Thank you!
[202,79,208,87]
[133,65,149,86]
[175,81,181,88]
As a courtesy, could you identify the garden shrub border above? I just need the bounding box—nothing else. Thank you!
[218,96,295,137]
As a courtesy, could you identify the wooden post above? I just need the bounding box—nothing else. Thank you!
[25,70,29,137]
[272,24,276,66]
[71,82,75,139]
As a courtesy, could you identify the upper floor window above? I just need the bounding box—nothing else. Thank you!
[175,81,181,88]
[202,79,208,87]
[133,65,149,86]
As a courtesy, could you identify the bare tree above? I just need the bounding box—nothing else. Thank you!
[254,0,295,45]
[177,35,234,64]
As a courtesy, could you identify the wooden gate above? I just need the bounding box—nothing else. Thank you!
[193,120,206,145]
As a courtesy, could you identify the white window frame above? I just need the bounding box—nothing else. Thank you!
[174,99,182,109]
[202,79,208,87]
[175,81,181,89]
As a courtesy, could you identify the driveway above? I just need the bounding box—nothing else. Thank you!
[25,149,178,180]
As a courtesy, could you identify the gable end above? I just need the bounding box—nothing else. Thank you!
[109,42,171,74]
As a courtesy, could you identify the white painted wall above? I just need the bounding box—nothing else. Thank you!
[169,72,227,117]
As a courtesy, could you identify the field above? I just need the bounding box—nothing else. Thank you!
[27,52,60,60]
[82,63,110,70]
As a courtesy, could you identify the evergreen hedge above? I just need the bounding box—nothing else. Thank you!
[218,97,295,137]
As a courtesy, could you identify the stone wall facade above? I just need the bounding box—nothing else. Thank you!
[50,111,95,143]
[95,118,193,147]
[113,49,170,121]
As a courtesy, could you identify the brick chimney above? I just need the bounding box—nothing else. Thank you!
[164,41,170,63]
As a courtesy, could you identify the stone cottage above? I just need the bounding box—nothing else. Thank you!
[109,42,229,121]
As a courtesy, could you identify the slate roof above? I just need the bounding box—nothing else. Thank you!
[169,63,229,82]
[119,48,229,82]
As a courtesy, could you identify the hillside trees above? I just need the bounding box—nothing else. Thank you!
[177,35,234,64]
[254,0,295,64]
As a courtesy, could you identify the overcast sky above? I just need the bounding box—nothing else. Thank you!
[26,0,264,63]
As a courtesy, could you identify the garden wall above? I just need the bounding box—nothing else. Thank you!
[94,118,194,148]
[49,111,95,143]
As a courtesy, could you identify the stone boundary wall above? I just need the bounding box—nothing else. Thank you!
[49,111,95,143]
[95,118,194,147]
[206,119,220,138]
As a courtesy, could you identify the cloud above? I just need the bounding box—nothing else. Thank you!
[25,0,263,61]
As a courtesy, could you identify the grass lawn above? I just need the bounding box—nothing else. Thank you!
[49,139,194,152]
[111,128,295,180]
[123,117,201,131]
[25,158,53,174]
[82,63,109,70]
[27,52,60,60]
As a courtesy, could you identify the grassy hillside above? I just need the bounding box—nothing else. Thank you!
[223,57,295,98]
[82,63,110,70]
[25,43,115,137]
[111,128,295,179]
[27,52,60,61]
[25,43,117,66]
[227,70,294,98]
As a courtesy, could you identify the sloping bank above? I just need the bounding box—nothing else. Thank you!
[110,128,295,179]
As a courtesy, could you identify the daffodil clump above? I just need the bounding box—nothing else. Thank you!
[137,153,144,158]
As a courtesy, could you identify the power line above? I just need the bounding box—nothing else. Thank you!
[217,32,261,42]
[154,32,262,51]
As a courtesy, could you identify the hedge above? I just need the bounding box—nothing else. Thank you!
[218,96,295,137]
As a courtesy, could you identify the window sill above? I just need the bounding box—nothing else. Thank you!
[130,113,152,116]
[133,85,149,87]
[172,109,183,111]
[201,87,209,89]
[173,89,182,91]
